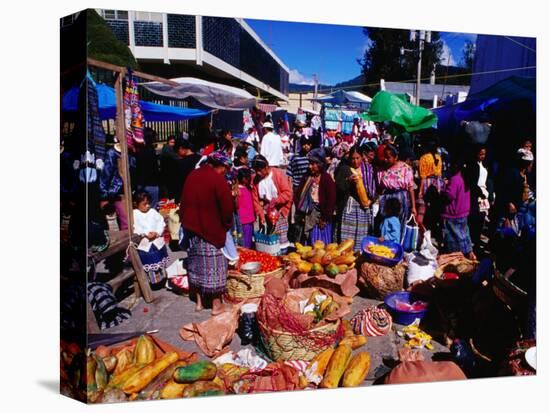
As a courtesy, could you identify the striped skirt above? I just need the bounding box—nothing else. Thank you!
[187,234,228,297]
[339,197,373,253]
[310,222,333,246]
[423,175,445,196]
[442,217,473,255]
[275,214,290,248]
[378,190,411,237]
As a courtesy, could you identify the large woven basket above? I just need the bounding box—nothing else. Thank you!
[226,267,285,301]
[492,268,528,310]
[258,318,341,361]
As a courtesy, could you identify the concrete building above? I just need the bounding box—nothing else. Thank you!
[96,9,290,102]
[381,80,469,108]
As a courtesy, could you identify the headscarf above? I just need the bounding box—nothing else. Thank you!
[307,148,326,167]
[208,150,233,168]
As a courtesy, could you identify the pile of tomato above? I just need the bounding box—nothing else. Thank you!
[238,248,281,273]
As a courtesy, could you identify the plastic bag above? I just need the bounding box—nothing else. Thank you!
[405,231,438,285]
[401,214,420,252]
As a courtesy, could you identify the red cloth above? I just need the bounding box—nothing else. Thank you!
[295,171,336,222]
[180,165,234,248]
[377,143,387,163]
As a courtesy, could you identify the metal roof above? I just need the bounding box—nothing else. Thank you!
[383,82,470,101]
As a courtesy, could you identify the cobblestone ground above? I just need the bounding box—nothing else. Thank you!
[102,247,449,387]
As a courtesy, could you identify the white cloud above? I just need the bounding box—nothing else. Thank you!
[440,40,456,66]
[289,69,314,85]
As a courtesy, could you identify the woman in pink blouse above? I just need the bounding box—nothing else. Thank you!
[377,145,417,236]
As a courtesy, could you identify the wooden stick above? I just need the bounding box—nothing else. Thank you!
[87,57,179,86]
[128,244,154,303]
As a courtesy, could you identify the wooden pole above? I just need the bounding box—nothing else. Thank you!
[114,70,154,303]
[88,57,179,86]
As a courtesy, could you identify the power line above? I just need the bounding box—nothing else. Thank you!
[504,36,536,53]
[314,65,536,94]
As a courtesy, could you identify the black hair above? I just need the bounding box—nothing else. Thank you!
[347,145,362,164]
[237,167,252,183]
[167,135,176,142]
[384,144,399,158]
[143,127,156,147]
[424,140,440,166]
[360,143,376,155]
[234,149,249,166]
[384,197,401,218]
[450,159,471,192]
[133,190,152,208]
[175,138,192,152]
[251,154,269,170]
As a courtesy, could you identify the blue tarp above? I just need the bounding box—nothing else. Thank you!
[470,34,536,94]
[432,76,535,135]
[62,83,211,121]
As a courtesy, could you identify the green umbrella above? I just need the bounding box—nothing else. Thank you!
[361,91,437,132]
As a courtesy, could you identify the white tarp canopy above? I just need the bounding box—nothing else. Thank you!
[312,90,372,106]
[141,77,257,111]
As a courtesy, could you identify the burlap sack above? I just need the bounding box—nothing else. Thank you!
[358,261,406,300]
[384,361,466,384]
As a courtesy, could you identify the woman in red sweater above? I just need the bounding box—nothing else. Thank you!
[180,151,234,315]
[251,155,293,252]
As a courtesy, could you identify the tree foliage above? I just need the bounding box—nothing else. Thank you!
[86,9,138,69]
[462,40,476,70]
[358,28,443,94]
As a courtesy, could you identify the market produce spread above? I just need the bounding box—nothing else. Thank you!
[237,248,281,273]
[284,240,357,277]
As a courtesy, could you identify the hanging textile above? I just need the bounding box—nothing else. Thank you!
[324,108,341,131]
[124,69,145,150]
[257,103,278,113]
[243,109,255,132]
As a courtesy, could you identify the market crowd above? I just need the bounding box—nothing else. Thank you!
[64,113,535,328]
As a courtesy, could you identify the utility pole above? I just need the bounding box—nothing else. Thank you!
[313,74,318,112]
[402,30,431,106]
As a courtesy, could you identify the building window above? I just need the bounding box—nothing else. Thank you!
[99,9,128,20]
[135,11,163,22]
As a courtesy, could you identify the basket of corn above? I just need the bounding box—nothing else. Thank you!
[360,236,403,267]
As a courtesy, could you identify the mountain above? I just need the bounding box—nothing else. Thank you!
[289,66,470,94]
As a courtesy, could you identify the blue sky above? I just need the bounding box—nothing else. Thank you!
[246,19,477,86]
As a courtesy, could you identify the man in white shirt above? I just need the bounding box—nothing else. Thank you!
[260,122,284,167]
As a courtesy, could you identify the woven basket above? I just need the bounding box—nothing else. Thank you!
[258,318,341,361]
[226,267,285,301]
[492,268,528,310]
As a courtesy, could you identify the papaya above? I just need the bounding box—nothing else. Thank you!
[342,352,371,387]
[310,263,324,275]
[94,354,109,391]
[326,243,339,252]
[108,364,145,389]
[160,379,188,399]
[113,349,133,375]
[306,347,335,380]
[134,335,156,364]
[336,239,354,255]
[310,249,326,264]
[302,249,316,260]
[321,301,340,318]
[333,253,356,266]
[297,261,313,274]
[338,264,349,274]
[173,360,218,384]
[102,356,118,374]
[321,252,334,266]
[318,295,333,314]
[340,335,368,350]
[95,345,111,358]
[286,252,302,264]
[122,352,179,394]
[325,263,339,278]
[319,344,352,388]
[182,380,223,398]
[313,240,325,250]
[342,319,354,337]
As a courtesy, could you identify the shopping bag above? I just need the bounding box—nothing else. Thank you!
[401,214,420,253]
